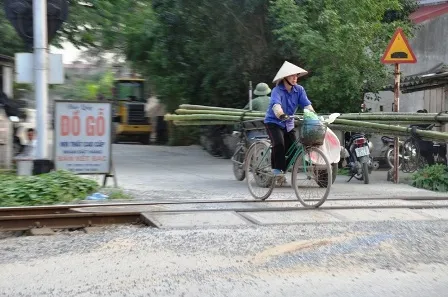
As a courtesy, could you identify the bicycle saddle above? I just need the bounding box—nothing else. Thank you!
[381,136,394,143]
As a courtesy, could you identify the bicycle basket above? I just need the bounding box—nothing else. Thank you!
[299,120,327,146]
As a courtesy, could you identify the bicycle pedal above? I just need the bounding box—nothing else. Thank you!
[275,176,287,185]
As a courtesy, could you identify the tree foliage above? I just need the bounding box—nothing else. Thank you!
[117,0,417,113]
[119,0,284,111]
[0,0,418,113]
[269,0,416,112]
[51,70,114,100]
[0,3,27,56]
[0,0,132,54]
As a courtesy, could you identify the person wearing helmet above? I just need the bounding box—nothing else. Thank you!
[264,61,315,176]
[244,82,271,112]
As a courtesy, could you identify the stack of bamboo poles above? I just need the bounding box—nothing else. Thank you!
[164,104,448,141]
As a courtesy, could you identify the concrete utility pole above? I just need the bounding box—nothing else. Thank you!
[33,0,48,159]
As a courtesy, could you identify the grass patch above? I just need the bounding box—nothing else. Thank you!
[0,170,100,207]
[99,187,133,200]
[0,170,135,207]
[337,167,349,175]
[410,164,448,192]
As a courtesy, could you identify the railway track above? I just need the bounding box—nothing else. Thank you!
[1,196,447,232]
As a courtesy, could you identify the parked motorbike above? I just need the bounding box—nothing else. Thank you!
[381,136,404,169]
[343,132,374,184]
[383,123,447,171]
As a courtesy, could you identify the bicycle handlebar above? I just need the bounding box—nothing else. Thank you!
[280,115,303,122]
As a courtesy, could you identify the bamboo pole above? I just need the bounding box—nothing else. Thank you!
[173,120,239,126]
[166,104,448,141]
[329,124,410,137]
[333,119,448,141]
[338,114,448,122]
[178,104,448,122]
[362,121,435,125]
[343,112,446,115]
[175,109,266,117]
[164,114,263,121]
[179,104,246,112]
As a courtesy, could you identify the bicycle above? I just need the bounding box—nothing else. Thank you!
[244,116,332,208]
[231,119,269,181]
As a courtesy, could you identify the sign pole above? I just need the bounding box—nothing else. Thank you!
[393,63,400,184]
[33,0,49,159]
[380,27,417,183]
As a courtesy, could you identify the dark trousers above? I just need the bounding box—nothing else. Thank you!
[265,123,297,171]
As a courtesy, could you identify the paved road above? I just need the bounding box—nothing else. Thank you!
[1,222,447,297]
[1,143,447,297]
[106,144,444,201]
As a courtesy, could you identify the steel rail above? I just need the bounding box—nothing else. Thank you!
[1,196,447,216]
[146,203,448,214]
[0,212,145,231]
[1,197,447,231]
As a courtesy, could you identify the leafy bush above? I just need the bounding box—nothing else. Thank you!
[411,164,448,192]
[0,170,99,206]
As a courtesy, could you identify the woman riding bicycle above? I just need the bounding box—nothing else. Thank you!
[264,61,316,176]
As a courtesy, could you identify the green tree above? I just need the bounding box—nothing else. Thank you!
[269,0,416,113]
[115,0,416,113]
[52,70,114,100]
[0,0,418,114]
[0,5,27,55]
[118,0,284,111]
[0,0,133,55]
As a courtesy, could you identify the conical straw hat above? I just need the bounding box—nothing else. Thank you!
[272,61,308,83]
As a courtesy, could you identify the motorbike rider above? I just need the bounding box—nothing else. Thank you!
[244,82,271,112]
[242,82,272,147]
[412,109,435,166]
[264,61,316,176]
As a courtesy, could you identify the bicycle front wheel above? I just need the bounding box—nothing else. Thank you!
[245,140,275,200]
[292,147,332,208]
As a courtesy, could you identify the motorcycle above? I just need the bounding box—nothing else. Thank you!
[381,136,404,169]
[343,132,374,184]
[383,123,447,171]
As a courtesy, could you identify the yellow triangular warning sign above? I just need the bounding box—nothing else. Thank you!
[381,28,417,64]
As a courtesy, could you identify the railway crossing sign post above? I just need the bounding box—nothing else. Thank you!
[381,27,417,184]
[4,0,68,174]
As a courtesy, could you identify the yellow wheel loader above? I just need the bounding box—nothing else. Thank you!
[111,78,151,144]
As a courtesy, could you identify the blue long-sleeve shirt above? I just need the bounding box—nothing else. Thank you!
[264,83,312,130]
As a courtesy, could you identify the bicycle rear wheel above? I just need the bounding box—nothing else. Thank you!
[292,147,331,208]
[245,140,275,200]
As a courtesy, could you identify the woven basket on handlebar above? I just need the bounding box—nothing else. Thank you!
[299,120,327,146]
